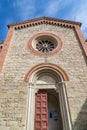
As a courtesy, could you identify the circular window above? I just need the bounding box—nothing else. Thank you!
[28,33,62,56]
[32,36,57,53]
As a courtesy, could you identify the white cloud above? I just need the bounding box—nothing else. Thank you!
[13,0,28,7]
[75,6,87,38]
[67,1,87,38]
[13,0,36,20]
[44,1,60,16]
[6,0,87,38]
[18,5,35,20]
[43,0,71,16]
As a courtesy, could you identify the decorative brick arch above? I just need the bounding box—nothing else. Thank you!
[24,63,69,82]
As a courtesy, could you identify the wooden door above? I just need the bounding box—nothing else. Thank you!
[35,91,48,130]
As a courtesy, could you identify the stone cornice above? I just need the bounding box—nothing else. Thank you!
[8,17,81,30]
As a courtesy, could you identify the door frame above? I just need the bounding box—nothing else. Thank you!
[25,65,72,130]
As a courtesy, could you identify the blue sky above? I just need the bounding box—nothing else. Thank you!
[0,0,87,41]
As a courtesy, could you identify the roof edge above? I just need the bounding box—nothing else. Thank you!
[8,16,82,28]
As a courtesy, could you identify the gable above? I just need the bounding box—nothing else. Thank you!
[0,17,87,74]
[8,17,81,30]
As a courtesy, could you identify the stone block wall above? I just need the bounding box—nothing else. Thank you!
[0,24,87,130]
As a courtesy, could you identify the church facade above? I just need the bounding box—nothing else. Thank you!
[0,17,87,130]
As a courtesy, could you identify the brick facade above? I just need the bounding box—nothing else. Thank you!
[0,17,87,130]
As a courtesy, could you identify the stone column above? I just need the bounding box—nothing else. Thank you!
[57,82,72,130]
[62,83,72,130]
[26,83,38,130]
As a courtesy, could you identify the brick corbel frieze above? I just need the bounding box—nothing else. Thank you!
[13,20,75,30]
[74,25,87,57]
[8,17,81,30]
[0,27,14,73]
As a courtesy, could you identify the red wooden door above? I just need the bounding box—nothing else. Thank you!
[35,91,48,130]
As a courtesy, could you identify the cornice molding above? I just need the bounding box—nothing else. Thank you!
[8,17,81,30]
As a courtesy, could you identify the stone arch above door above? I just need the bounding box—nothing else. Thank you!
[24,63,69,82]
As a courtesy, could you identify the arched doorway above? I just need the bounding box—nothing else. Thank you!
[26,65,72,130]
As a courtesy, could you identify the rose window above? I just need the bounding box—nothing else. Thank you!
[29,33,62,55]
[36,40,55,53]
[31,35,58,54]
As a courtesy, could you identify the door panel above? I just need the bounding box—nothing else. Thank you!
[35,91,48,130]
[35,90,63,130]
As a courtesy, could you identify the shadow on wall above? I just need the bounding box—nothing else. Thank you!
[73,99,87,130]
